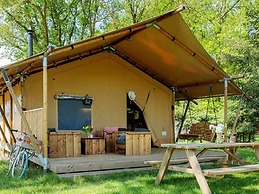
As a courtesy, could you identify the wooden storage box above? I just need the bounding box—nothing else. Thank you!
[105,132,124,153]
[48,132,81,158]
[124,132,151,156]
[83,137,105,155]
[111,132,151,156]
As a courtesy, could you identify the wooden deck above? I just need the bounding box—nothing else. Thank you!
[32,148,226,175]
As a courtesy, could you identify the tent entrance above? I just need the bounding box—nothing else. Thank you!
[126,96,147,131]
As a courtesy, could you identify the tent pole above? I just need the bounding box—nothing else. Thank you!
[176,100,190,142]
[171,88,176,143]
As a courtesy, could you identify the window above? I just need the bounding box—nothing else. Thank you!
[58,99,91,130]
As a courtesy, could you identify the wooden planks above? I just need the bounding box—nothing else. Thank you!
[43,148,226,174]
[105,132,119,153]
[125,132,151,156]
[48,132,81,158]
[203,164,259,176]
[84,138,105,155]
[24,108,43,141]
[106,131,151,156]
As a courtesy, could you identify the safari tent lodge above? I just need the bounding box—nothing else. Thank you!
[0,6,242,174]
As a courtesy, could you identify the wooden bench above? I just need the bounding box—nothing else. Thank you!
[145,156,220,168]
[178,123,216,142]
[155,142,259,194]
[203,164,259,178]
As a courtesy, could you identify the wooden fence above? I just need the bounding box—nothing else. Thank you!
[23,108,43,141]
[48,132,81,158]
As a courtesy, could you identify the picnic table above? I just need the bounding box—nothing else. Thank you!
[154,142,259,194]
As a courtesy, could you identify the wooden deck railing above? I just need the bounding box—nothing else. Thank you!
[23,108,43,141]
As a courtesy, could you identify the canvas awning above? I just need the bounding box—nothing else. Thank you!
[0,5,243,100]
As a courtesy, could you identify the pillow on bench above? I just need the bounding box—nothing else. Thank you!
[116,133,126,144]
[134,128,149,132]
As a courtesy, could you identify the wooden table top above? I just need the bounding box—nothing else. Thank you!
[161,142,259,149]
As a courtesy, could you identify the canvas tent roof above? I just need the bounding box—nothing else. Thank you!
[0,5,242,100]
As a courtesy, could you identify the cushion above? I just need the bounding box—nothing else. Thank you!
[103,127,118,138]
[116,133,126,144]
[134,128,149,132]
[118,128,128,131]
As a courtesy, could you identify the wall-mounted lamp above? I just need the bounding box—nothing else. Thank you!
[128,91,136,101]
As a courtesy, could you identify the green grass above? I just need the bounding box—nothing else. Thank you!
[1,148,259,194]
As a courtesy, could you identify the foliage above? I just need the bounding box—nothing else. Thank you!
[174,1,259,133]
[82,125,93,136]
[175,97,223,132]
[0,0,111,59]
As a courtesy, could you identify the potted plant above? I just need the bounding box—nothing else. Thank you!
[83,126,93,138]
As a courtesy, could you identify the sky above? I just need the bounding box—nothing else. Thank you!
[0,47,12,67]
[0,58,11,66]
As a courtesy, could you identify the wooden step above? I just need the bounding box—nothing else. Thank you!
[203,164,259,177]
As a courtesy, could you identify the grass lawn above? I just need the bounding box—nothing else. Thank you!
[1,148,259,194]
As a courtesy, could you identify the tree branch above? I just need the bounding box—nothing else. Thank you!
[220,0,241,23]
[3,8,29,32]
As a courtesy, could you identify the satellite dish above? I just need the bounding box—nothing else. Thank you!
[128,91,136,101]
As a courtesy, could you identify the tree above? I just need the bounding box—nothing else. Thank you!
[0,0,110,60]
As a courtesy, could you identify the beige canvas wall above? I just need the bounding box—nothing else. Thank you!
[23,53,173,144]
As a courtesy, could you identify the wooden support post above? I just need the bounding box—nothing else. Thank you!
[155,147,174,184]
[41,46,55,170]
[0,124,8,143]
[2,95,5,132]
[0,69,41,155]
[185,149,211,194]
[0,105,16,143]
[223,147,244,165]
[42,56,48,159]
[223,80,228,142]
[10,94,13,129]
